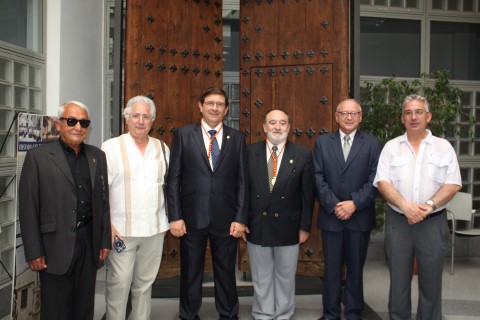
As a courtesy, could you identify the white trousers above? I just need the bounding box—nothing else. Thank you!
[248,242,299,320]
[105,232,165,320]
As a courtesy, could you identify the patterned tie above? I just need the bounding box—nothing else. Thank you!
[268,145,278,192]
[343,135,351,161]
[209,130,220,170]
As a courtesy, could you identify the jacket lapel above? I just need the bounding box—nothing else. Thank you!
[344,131,364,169]
[193,124,211,169]
[253,141,270,197]
[270,142,295,196]
[214,126,232,171]
[49,141,75,186]
[331,132,346,167]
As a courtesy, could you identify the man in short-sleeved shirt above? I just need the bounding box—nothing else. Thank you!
[374,94,461,320]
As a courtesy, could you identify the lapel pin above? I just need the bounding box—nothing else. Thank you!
[290,159,293,164]
[92,158,96,163]
[226,135,230,140]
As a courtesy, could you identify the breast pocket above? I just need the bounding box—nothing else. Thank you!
[427,153,450,183]
[391,156,409,181]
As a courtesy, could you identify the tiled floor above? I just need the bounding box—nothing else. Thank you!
[94,258,480,319]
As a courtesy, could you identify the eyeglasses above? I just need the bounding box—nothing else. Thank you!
[204,101,226,108]
[336,111,362,118]
[130,113,153,121]
[403,109,428,117]
[59,117,91,128]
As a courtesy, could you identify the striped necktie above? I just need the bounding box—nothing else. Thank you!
[209,130,220,170]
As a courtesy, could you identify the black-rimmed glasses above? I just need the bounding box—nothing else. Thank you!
[59,117,91,128]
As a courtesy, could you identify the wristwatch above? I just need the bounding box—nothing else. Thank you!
[426,199,437,211]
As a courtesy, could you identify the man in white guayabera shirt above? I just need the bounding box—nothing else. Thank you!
[374,94,461,320]
[101,95,170,320]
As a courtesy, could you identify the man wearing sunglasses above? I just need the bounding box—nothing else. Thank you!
[19,101,111,320]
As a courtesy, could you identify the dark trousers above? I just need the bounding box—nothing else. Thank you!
[322,228,371,320]
[179,227,239,320]
[40,224,96,320]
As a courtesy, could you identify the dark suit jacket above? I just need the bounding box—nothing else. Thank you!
[313,130,381,232]
[167,123,248,235]
[19,140,111,275]
[247,141,314,246]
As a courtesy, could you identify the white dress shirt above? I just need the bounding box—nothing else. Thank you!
[101,133,170,236]
[373,130,462,213]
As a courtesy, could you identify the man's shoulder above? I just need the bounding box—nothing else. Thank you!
[287,141,310,154]
[356,131,380,144]
[84,143,104,155]
[26,140,59,154]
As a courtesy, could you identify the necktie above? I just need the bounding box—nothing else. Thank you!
[343,135,351,161]
[209,130,220,170]
[268,145,278,192]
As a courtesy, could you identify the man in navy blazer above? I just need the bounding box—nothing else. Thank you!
[313,99,381,320]
[19,101,111,320]
[167,87,248,320]
[244,109,314,319]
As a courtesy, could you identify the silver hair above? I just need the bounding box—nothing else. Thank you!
[403,94,430,112]
[123,95,157,120]
[336,99,362,112]
[58,101,90,118]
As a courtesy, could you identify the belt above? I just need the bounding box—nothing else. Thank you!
[76,217,93,228]
[391,208,446,220]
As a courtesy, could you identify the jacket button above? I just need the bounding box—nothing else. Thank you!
[274,213,279,218]
[262,212,267,216]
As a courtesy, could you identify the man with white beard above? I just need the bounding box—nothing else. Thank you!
[243,109,315,319]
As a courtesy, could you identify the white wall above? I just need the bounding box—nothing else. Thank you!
[46,0,105,147]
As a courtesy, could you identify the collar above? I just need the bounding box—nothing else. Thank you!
[266,139,286,151]
[201,119,223,133]
[58,138,85,154]
[339,129,357,141]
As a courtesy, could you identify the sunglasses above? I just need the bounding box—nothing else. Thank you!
[59,117,91,128]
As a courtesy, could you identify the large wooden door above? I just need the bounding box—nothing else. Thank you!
[238,0,349,276]
[124,0,224,278]
[123,0,349,278]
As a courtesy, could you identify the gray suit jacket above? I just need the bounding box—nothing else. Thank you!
[19,140,111,275]
[247,141,315,246]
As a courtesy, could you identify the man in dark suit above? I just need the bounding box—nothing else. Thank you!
[313,99,381,320]
[19,101,111,320]
[167,87,248,320]
[244,109,314,319]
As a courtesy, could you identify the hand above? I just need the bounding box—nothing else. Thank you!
[400,201,426,225]
[170,219,187,237]
[334,200,356,220]
[299,230,309,244]
[241,227,250,242]
[99,249,110,261]
[230,222,246,238]
[28,256,47,271]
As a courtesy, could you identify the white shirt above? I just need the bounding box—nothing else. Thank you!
[101,133,170,237]
[201,119,224,170]
[373,130,462,213]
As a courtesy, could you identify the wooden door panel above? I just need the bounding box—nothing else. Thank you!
[239,0,349,277]
[124,0,224,279]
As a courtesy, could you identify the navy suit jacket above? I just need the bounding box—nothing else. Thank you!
[167,123,249,235]
[19,140,111,275]
[247,141,314,246]
[313,130,381,232]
